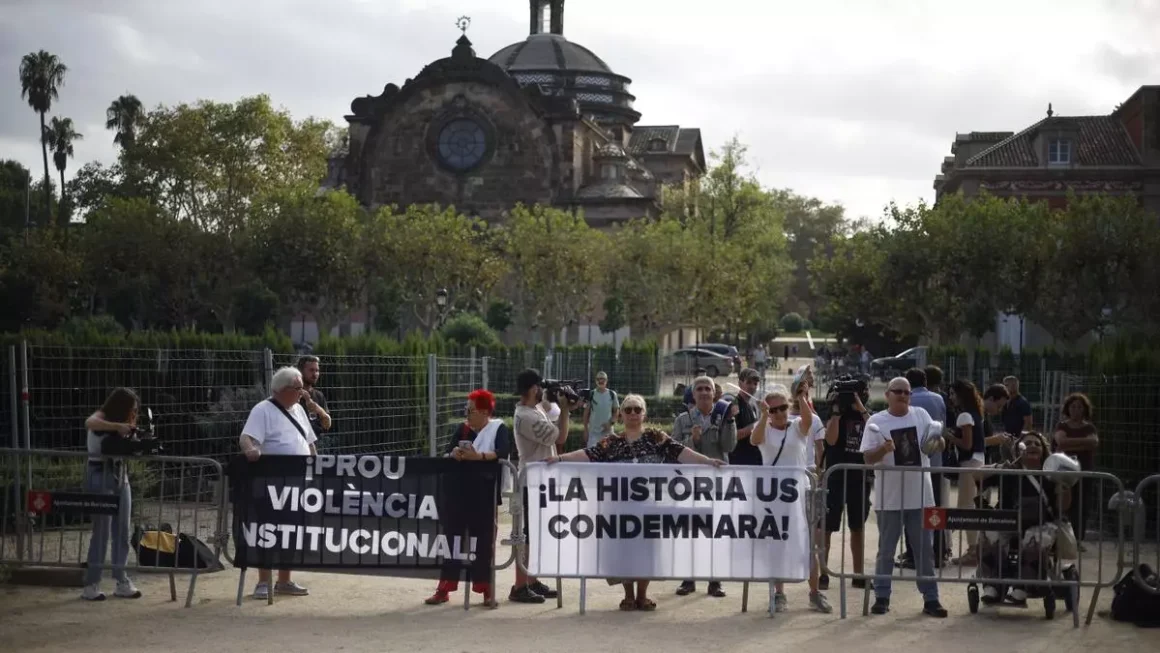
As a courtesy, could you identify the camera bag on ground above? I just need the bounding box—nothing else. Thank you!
[132,522,224,571]
[1110,564,1160,627]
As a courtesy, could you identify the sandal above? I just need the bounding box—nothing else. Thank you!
[635,597,657,611]
[619,597,637,611]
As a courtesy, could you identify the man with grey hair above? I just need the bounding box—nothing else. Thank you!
[671,374,737,597]
[239,366,318,601]
[860,376,947,618]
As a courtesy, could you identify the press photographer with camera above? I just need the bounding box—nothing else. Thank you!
[819,374,871,591]
[511,368,578,603]
[81,387,152,601]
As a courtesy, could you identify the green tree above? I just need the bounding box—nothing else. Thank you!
[1028,193,1158,343]
[502,204,607,341]
[247,189,367,336]
[43,116,83,211]
[18,50,67,225]
[605,217,697,336]
[810,227,893,336]
[367,204,508,332]
[439,313,501,347]
[771,189,848,316]
[106,94,144,148]
[485,300,514,333]
[125,94,337,231]
[80,197,204,328]
[0,227,82,330]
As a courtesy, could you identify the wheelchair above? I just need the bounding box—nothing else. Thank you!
[966,524,1079,620]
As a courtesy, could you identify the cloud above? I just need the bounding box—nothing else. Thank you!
[2,0,1158,221]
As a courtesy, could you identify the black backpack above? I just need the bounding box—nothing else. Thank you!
[1111,564,1160,627]
[132,523,224,572]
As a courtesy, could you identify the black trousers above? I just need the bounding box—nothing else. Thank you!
[904,472,947,564]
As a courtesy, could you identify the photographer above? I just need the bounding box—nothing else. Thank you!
[511,368,575,604]
[819,375,871,591]
[81,387,146,601]
[671,375,737,598]
[296,356,331,439]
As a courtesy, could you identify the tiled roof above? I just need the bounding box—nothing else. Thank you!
[966,116,1140,168]
[628,125,680,155]
[575,180,646,200]
[628,126,701,157]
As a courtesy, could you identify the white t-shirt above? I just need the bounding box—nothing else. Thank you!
[758,417,815,469]
[242,399,317,456]
[860,407,935,511]
[957,412,986,463]
[541,401,561,423]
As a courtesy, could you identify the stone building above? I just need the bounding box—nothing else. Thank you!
[329,0,705,228]
[932,85,1160,353]
[935,85,1160,212]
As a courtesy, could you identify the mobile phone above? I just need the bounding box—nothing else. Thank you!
[457,440,473,450]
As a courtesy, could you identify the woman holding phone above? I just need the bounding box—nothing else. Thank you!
[426,389,511,608]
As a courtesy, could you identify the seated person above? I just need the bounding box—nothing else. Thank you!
[977,431,1071,605]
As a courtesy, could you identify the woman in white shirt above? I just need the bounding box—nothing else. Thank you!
[752,385,832,614]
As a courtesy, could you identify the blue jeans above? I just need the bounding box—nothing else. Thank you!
[83,463,132,587]
[875,510,938,602]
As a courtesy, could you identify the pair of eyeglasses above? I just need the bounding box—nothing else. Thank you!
[622,406,643,414]
[766,404,789,413]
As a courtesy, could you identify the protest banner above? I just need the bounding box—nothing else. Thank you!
[525,462,811,581]
[229,454,500,581]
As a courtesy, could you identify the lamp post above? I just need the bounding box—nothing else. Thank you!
[431,288,449,336]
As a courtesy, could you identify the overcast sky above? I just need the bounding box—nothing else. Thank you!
[3,0,1159,220]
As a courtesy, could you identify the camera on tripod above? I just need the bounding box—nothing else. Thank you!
[828,374,869,414]
[542,379,590,407]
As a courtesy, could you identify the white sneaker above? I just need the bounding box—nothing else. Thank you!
[81,584,106,601]
[274,580,309,596]
[1009,588,1028,602]
[982,586,1000,604]
[253,583,270,600]
[114,579,142,599]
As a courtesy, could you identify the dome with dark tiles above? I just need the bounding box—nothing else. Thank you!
[489,34,613,75]
[488,1,641,127]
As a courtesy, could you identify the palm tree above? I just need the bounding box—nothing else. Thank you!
[18,50,67,226]
[43,116,83,211]
[106,94,143,148]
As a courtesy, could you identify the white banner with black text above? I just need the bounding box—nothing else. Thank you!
[525,462,811,581]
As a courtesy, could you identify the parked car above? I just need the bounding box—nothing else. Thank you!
[696,343,743,374]
[870,346,928,380]
[664,348,735,378]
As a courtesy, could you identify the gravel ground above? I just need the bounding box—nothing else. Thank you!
[2,505,1155,653]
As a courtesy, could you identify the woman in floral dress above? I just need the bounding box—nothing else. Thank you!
[547,393,724,611]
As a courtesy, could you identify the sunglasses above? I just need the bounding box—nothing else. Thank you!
[889,389,911,396]
[622,406,643,414]
[766,404,789,413]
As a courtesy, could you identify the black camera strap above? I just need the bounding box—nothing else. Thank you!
[267,398,310,443]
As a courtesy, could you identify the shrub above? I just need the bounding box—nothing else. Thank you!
[439,313,501,347]
[779,312,804,333]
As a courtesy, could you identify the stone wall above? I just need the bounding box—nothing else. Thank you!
[358,81,560,220]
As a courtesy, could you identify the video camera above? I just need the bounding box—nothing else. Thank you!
[828,374,870,414]
[99,407,164,456]
[542,379,590,407]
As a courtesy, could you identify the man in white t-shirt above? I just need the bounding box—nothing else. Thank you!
[860,377,947,618]
[238,366,318,601]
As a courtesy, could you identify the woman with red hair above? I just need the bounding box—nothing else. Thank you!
[425,388,511,607]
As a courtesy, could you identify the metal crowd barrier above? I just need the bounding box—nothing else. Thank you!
[0,447,229,608]
[820,463,1129,628]
[513,463,819,616]
[1132,473,1160,595]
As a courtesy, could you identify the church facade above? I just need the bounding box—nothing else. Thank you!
[327,0,705,228]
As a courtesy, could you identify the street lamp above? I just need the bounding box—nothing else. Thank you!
[435,288,448,309]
